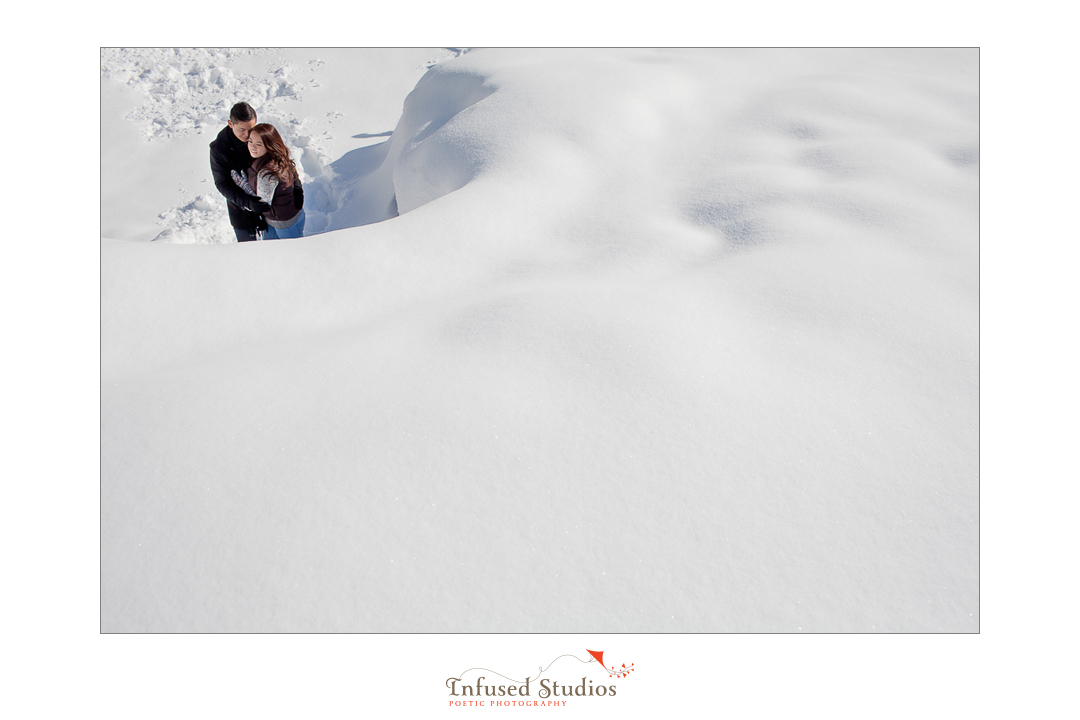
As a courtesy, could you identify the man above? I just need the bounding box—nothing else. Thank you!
[209,102,270,242]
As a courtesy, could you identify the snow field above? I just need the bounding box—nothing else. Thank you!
[101,48,978,632]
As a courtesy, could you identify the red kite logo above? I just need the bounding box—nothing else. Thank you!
[586,650,635,678]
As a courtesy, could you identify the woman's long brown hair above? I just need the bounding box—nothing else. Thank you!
[250,124,298,185]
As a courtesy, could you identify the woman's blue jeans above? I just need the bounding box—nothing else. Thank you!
[263,209,306,240]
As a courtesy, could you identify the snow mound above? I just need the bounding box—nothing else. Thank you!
[390,63,498,213]
[302,61,499,233]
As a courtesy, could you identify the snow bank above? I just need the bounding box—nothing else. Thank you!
[101,49,978,632]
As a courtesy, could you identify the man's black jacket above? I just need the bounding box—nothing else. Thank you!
[210,125,305,235]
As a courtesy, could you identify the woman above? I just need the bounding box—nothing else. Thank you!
[234,123,305,239]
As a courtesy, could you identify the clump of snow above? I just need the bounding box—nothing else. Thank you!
[151,194,235,244]
[100,48,305,141]
[102,48,978,633]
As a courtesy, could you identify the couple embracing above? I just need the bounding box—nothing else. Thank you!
[210,102,305,242]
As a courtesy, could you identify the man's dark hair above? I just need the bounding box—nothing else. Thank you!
[229,102,256,123]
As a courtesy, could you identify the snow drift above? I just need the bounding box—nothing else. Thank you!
[101,49,978,632]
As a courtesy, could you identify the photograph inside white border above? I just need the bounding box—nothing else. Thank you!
[13,2,1045,710]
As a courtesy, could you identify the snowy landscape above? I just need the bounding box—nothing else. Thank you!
[100,47,978,633]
